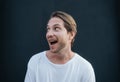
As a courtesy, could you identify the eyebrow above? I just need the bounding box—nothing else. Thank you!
[47,24,61,28]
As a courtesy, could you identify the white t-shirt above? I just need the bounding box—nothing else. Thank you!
[24,51,95,82]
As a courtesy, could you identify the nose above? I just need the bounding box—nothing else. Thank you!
[46,30,54,38]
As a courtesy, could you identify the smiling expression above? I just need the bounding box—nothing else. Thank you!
[46,17,73,53]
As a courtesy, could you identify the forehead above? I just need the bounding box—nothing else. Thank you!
[47,17,64,27]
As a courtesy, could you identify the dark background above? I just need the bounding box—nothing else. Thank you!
[0,0,119,82]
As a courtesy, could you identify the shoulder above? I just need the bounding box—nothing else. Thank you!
[27,51,46,69]
[75,53,96,81]
[75,53,94,71]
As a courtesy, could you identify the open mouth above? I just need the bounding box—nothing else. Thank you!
[50,40,58,45]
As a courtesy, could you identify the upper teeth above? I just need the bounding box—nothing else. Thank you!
[50,41,57,45]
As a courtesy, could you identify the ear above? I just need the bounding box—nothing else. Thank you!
[69,31,76,41]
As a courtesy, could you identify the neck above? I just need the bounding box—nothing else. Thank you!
[46,50,74,64]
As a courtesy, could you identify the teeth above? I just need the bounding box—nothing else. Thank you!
[50,41,57,45]
[48,39,58,45]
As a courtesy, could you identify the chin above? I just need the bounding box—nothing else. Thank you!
[50,50,57,53]
[50,49,59,53]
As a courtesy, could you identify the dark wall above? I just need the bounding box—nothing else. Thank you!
[1,0,119,82]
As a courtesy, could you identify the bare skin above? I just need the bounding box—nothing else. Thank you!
[46,17,76,64]
[46,50,75,64]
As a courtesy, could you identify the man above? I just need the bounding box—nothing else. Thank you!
[24,11,96,82]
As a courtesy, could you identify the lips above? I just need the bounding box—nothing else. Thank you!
[50,41,58,45]
[48,39,58,45]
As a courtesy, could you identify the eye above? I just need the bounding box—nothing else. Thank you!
[54,27,60,31]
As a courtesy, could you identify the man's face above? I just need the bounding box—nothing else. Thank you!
[46,17,72,53]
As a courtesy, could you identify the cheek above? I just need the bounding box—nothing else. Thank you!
[60,33,69,40]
